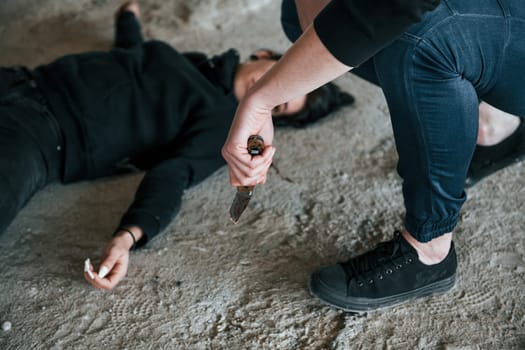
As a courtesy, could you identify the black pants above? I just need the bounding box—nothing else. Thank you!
[0,68,63,234]
[282,0,525,241]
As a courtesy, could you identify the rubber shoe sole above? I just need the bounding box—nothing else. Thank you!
[308,272,456,313]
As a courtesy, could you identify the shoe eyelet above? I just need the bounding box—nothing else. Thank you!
[357,281,364,287]
[377,274,383,280]
[406,258,413,264]
[396,264,402,269]
[368,279,374,284]
[385,269,393,274]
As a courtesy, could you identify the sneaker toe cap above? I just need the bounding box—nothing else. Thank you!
[310,264,348,298]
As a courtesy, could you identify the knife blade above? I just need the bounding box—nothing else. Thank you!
[229,135,265,224]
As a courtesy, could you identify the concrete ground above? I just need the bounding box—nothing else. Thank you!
[1,0,524,349]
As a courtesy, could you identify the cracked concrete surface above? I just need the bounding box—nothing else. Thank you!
[0,0,524,349]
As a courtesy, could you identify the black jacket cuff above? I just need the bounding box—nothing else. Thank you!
[118,211,161,248]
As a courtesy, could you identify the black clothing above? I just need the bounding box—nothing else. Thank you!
[0,12,240,246]
[313,0,440,67]
[0,75,63,236]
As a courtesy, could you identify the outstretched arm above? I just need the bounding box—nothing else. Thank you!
[222,0,440,187]
[114,1,144,49]
[84,154,224,290]
[84,158,191,290]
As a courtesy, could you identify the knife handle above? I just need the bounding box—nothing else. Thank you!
[237,135,265,193]
[247,135,264,156]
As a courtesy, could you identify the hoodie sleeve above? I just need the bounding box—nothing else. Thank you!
[117,157,192,248]
[313,0,440,67]
[117,155,225,248]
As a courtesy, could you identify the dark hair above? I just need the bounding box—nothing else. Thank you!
[251,50,355,128]
[273,82,355,128]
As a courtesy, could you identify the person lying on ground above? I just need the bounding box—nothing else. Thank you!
[0,1,354,290]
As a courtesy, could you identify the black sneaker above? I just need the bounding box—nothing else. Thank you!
[309,232,457,313]
[466,119,525,188]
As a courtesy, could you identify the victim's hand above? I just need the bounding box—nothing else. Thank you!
[84,233,132,290]
[222,99,276,187]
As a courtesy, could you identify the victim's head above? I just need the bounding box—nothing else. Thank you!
[234,49,355,128]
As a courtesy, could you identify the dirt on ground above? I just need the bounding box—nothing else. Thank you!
[0,0,524,349]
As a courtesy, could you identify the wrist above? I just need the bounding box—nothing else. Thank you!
[240,92,274,121]
[113,226,143,250]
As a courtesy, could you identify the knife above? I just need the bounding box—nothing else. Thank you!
[229,135,265,224]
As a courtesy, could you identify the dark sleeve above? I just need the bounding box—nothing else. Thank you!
[114,11,144,49]
[117,156,225,248]
[313,0,440,67]
[117,158,191,248]
[181,52,209,67]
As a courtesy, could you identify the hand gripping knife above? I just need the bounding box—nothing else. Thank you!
[229,135,264,224]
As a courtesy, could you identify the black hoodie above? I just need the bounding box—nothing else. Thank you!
[32,12,240,246]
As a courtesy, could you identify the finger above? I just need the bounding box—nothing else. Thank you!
[228,162,264,186]
[228,168,242,187]
[222,144,254,168]
[104,259,128,287]
[84,266,105,289]
[84,270,97,283]
[84,258,105,288]
[223,154,258,186]
[97,250,121,279]
[254,148,275,185]
[229,145,275,177]
[228,163,266,186]
[86,260,127,291]
[229,157,261,178]
[84,271,117,291]
[87,275,116,290]
[241,146,276,182]
[253,146,276,172]
[226,151,274,186]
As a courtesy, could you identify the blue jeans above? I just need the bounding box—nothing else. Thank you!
[0,68,63,234]
[281,0,525,242]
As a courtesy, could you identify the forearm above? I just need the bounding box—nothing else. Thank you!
[118,159,191,246]
[243,24,351,115]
